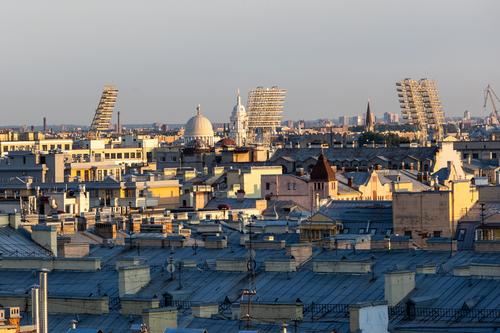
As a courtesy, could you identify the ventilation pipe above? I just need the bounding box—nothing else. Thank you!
[39,269,49,333]
[31,286,40,333]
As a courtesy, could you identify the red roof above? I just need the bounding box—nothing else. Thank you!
[310,154,336,182]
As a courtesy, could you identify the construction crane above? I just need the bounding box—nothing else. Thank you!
[483,84,500,125]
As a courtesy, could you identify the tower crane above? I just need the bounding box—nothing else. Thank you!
[484,84,500,125]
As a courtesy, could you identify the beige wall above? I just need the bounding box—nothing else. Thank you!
[393,180,477,246]
[143,307,177,333]
[118,265,151,297]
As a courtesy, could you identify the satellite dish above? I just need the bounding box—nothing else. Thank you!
[166,263,176,273]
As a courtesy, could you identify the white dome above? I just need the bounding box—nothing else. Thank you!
[185,106,214,138]
[232,99,246,116]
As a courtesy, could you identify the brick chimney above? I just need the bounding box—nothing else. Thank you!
[236,189,245,202]
[348,177,354,188]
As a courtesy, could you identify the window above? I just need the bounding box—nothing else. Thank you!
[385,228,393,237]
[42,145,48,151]
[369,228,377,235]
[65,144,70,150]
[265,182,270,190]
[473,153,479,159]
[124,153,130,158]
[359,228,365,234]
[117,153,122,159]
[404,230,412,238]
[433,231,442,238]
[457,229,466,241]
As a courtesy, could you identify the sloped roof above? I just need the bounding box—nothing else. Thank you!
[310,154,336,181]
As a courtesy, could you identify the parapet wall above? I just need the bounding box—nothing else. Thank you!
[0,257,101,271]
[0,294,108,315]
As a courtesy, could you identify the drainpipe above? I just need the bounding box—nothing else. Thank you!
[31,286,40,333]
[39,269,49,333]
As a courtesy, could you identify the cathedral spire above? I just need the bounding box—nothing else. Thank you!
[365,99,375,132]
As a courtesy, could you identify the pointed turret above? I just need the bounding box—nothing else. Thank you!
[365,100,375,132]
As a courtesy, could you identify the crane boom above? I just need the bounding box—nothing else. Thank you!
[484,85,500,125]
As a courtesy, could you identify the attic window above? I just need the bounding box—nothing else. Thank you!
[457,229,466,241]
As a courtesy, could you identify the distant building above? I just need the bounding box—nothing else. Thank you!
[463,110,471,121]
[229,90,248,147]
[383,112,399,124]
[396,78,444,142]
[338,116,349,126]
[246,86,286,145]
[262,154,338,211]
[349,115,363,126]
[183,105,215,147]
[89,85,118,133]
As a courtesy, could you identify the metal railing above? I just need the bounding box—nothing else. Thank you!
[304,303,500,323]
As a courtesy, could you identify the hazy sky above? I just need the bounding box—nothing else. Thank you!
[1,0,499,125]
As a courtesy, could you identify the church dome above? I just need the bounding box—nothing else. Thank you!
[184,105,215,147]
[185,105,214,138]
[232,91,246,116]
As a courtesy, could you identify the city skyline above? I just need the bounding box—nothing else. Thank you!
[1,0,499,125]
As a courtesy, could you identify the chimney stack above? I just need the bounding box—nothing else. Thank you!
[31,286,40,333]
[236,189,245,202]
[117,111,121,135]
[39,269,49,333]
[43,117,47,134]
[348,177,354,188]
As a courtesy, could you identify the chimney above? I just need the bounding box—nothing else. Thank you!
[349,301,389,333]
[31,286,40,333]
[236,189,245,202]
[281,322,288,333]
[117,111,121,135]
[496,170,500,186]
[384,270,415,306]
[43,117,47,134]
[39,269,49,333]
[348,177,354,188]
[467,154,472,164]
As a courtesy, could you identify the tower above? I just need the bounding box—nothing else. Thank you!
[229,89,248,146]
[365,100,375,132]
[90,85,118,134]
[396,79,444,143]
[246,86,286,145]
